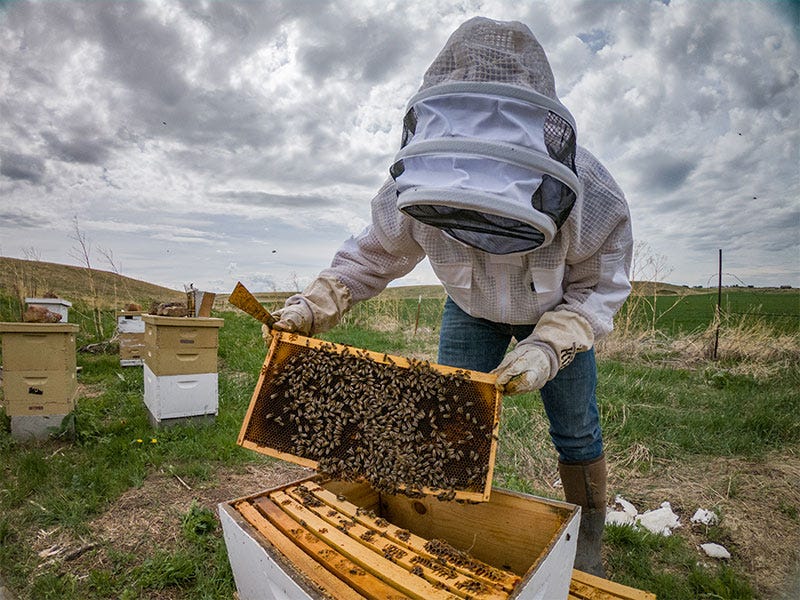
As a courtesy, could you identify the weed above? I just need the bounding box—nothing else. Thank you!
[135,549,197,590]
[778,502,798,521]
[181,500,218,541]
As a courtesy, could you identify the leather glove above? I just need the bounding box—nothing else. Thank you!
[492,310,595,395]
[261,275,352,347]
[491,343,552,395]
[260,304,313,347]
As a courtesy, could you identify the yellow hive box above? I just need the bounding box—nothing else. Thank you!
[144,347,219,376]
[143,315,223,350]
[3,370,77,416]
[0,322,78,372]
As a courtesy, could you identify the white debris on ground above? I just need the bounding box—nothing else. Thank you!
[635,501,681,536]
[606,495,638,526]
[607,497,732,559]
[691,508,719,526]
[700,543,731,559]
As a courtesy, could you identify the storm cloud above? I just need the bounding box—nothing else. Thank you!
[0,0,797,292]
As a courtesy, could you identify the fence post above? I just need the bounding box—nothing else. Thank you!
[713,249,722,360]
[413,294,422,336]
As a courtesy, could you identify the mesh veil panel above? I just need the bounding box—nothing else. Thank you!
[401,204,546,255]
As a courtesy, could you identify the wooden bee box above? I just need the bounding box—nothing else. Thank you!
[238,332,502,502]
[220,474,581,600]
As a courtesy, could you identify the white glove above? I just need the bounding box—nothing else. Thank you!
[491,343,552,395]
[531,310,595,370]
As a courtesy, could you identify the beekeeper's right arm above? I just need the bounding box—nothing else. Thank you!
[263,181,424,342]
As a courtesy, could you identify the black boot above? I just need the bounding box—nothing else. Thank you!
[558,454,607,578]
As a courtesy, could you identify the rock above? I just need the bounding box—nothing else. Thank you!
[150,302,189,317]
[22,305,62,323]
[691,508,719,526]
[635,501,681,536]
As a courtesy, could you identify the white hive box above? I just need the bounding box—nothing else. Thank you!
[219,475,580,600]
[117,311,146,366]
[141,315,223,426]
[25,297,72,322]
[143,363,218,422]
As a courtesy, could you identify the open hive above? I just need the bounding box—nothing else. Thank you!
[238,332,502,502]
[222,476,657,600]
[234,479,521,600]
[222,474,586,600]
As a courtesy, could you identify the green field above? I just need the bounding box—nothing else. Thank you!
[1,283,799,599]
[617,289,799,335]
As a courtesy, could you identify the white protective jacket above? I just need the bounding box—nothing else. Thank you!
[315,18,632,358]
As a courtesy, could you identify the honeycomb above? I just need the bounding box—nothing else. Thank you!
[238,333,501,500]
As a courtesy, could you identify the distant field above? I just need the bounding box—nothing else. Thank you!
[619,289,799,335]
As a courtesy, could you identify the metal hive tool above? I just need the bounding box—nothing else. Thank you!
[238,332,502,502]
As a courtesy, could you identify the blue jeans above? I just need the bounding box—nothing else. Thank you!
[437,297,603,463]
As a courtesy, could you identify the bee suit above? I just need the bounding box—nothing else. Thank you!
[268,17,633,577]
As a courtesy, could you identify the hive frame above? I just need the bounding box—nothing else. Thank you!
[238,332,502,502]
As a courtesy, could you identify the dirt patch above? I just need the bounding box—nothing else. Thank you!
[30,461,308,593]
[609,452,800,599]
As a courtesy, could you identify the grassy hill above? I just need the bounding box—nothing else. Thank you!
[2,255,791,317]
[0,257,184,311]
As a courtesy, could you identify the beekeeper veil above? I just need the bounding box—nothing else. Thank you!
[390,17,579,254]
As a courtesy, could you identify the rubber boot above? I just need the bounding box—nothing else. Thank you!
[559,454,608,578]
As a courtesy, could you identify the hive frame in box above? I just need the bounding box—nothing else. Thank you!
[219,474,581,600]
[238,332,502,502]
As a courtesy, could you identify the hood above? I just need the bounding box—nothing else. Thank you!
[390,17,579,254]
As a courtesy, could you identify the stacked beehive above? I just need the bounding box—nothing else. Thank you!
[141,315,224,427]
[117,310,146,366]
[0,322,79,440]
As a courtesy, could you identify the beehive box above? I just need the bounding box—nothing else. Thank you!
[0,323,79,416]
[117,311,145,366]
[142,364,218,422]
[143,315,223,376]
[220,474,580,600]
[238,332,502,502]
[141,316,223,426]
[0,322,78,372]
[0,322,79,440]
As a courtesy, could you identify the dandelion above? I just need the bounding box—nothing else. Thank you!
[134,439,143,444]
[150,438,158,444]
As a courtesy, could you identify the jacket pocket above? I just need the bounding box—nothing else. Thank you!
[528,265,564,310]
[430,260,472,290]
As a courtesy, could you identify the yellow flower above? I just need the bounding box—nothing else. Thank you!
[135,439,143,443]
[150,438,158,444]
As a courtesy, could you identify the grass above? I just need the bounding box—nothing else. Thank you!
[1,287,799,599]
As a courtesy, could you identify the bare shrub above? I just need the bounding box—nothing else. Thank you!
[599,316,800,379]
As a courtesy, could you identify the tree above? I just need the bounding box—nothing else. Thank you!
[69,216,104,339]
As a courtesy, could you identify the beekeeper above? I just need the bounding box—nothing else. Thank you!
[264,17,632,577]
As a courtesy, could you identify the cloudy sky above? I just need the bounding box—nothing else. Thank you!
[1,0,798,295]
